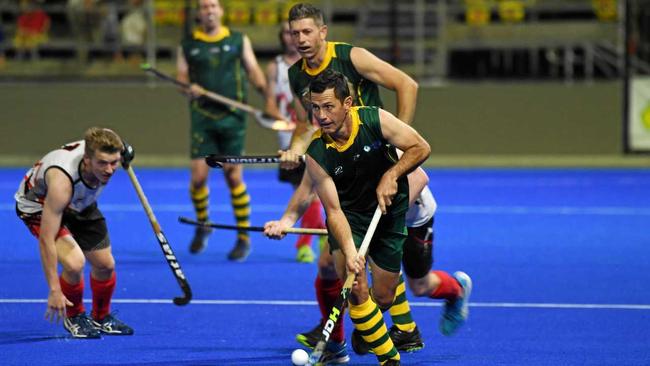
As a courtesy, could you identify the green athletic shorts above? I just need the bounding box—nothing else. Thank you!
[190,109,247,159]
[327,210,407,273]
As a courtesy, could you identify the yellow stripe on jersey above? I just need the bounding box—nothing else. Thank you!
[322,107,362,152]
[302,42,337,76]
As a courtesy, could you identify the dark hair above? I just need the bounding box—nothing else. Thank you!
[309,69,351,102]
[288,3,325,26]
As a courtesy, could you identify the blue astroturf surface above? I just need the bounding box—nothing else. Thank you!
[1,167,649,365]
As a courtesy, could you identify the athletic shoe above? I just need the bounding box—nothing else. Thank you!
[351,325,424,355]
[92,313,134,335]
[296,323,323,349]
[389,325,424,352]
[320,340,350,365]
[189,226,212,254]
[440,271,472,336]
[64,312,101,339]
[383,359,401,365]
[350,329,371,355]
[296,245,315,263]
[227,238,251,261]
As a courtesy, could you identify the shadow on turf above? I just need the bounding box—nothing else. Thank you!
[0,331,68,345]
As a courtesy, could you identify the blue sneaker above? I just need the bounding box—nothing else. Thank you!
[64,312,101,339]
[440,271,472,336]
[92,313,134,335]
[320,340,350,365]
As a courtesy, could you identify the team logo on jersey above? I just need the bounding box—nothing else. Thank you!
[353,153,360,161]
[334,166,343,176]
[363,141,383,153]
[223,45,231,52]
[363,146,371,152]
[190,48,200,56]
[210,47,221,54]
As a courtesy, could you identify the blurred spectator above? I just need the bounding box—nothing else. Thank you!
[13,0,50,61]
[120,0,147,64]
[67,0,100,63]
[99,0,123,62]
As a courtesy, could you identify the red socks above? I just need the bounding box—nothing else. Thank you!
[59,276,84,318]
[295,199,325,249]
[430,270,462,301]
[91,272,116,321]
[315,276,344,343]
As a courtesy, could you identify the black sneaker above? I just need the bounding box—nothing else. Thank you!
[383,359,401,366]
[320,340,350,365]
[351,329,371,355]
[92,313,134,335]
[189,226,212,254]
[296,323,323,349]
[389,325,424,352]
[64,312,101,339]
[227,238,251,261]
[351,325,424,355]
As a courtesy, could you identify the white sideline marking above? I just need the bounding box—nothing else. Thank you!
[2,203,650,216]
[1,298,649,310]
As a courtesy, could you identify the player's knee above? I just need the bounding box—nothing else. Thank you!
[407,277,431,297]
[60,255,85,275]
[371,288,396,309]
[92,257,115,276]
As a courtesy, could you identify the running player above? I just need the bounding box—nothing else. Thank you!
[177,0,267,261]
[280,2,431,355]
[271,69,430,365]
[15,127,134,339]
[264,20,322,264]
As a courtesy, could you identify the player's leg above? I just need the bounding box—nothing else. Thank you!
[404,217,472,336]
[295,239,343,349]
[56,235,101,338]
[217,119,252,261]
[345,249,400,365]
[18,210,100,338]
[85,247,133,335]
[188,112,215,254]
[70,205,133,335]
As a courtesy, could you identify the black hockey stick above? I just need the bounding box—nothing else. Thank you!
[126,165,192,305]
[141,63,295,131]
[205,154,305,168]
[178,216,327,236]
[306,205,383,365]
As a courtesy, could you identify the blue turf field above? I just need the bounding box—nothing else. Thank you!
[1,167,649,365]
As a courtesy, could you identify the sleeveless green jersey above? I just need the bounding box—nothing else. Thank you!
[288,42,383,112]
[181,27,247,119]
[306,106,408,227]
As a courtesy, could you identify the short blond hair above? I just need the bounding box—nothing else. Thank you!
[84,127,123,157]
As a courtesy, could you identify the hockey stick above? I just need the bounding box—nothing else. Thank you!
[141,63,295,131]
[205,154,305,168]
[126,165,192,306]
[307,205,383,366]
[178,216,327,236]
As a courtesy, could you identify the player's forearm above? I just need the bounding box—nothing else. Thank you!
[395,79,418,124]
[387,143,431,181]
[38,238,61,292]
[289,121,314,154]
[281,181,316,226]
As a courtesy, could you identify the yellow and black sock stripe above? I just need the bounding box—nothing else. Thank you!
[190,185,209,222]
[389,273,416,333]
[350,297,400,364]
[230,183,250,241]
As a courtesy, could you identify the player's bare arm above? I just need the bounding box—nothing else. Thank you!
[242,35,267,95]
[264,61,283,120]
[264,171,316,239]
[350,46,418,124]
[306,156,363,275]
[376,108,431,213]
[40,168,74,322]
[175,46,203,98]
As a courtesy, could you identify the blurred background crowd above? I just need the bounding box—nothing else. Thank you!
[0,0,647,82]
